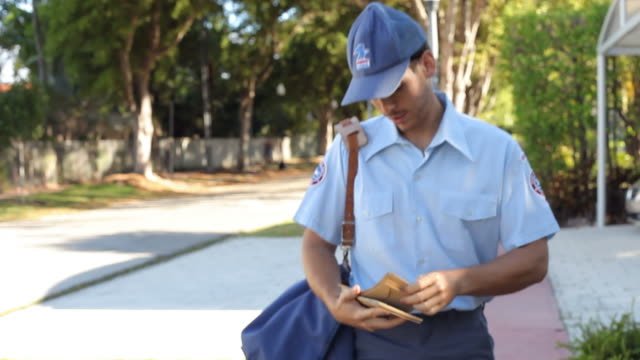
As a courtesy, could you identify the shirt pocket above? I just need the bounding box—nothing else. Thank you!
[358,191,393,219]
[438,191,498,252]
[355,191,394,250]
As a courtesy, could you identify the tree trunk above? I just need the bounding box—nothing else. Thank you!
[467,62,493,116]
[31,0,47,85]
[201,30,213,172]
[168,98,175,173]
[410,0,430,33]
[201,66,212,139]
[453,0,482,110]
[134,78,154,177]
[439,0,458,98]
[317,106,334,156]
[238,76,257,172]
[16,140,26,195]
[119,17,138,115]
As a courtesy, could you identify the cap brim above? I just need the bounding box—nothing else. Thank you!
[340,59,409,106]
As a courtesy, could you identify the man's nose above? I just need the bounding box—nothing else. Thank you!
[379,96,397,113]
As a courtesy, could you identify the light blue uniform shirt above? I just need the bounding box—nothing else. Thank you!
[294,92,560,311]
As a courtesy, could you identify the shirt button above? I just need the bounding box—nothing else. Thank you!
[418,258,426,265]
[414,174,421,180]
[466,209,474,217]
[416,216,422,222]
[364,210,369,216]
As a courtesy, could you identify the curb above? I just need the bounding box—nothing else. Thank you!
[0,234,235,317]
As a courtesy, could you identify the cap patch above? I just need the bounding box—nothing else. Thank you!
[530,171,545,198]
[311,161,327,186]
[353,43,371,70]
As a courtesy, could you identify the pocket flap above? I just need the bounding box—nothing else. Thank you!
[441,192,497,221]
[360,191,393,219]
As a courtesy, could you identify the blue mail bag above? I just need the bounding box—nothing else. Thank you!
[240,275,354,360]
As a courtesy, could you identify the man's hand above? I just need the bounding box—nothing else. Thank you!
[330,284,406,332]
[402,270,463,316]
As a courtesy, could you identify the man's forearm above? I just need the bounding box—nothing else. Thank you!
[301,229,342,308]
[455,238,549,297]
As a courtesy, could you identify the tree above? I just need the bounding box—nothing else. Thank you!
[0,1,35,78]
[0,82,46,187]
[0,82,45,147]
[44,0,216,177]
[276,2,361,155]
[223,0,303,171]
[500,2,611,223]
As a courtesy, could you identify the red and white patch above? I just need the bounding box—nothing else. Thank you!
[530,171,545,198]
[310,161,327,186]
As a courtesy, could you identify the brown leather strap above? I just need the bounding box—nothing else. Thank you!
[342,132,359,249]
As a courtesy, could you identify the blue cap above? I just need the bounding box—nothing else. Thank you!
[341,2,427,106]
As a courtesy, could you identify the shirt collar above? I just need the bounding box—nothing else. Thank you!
[429,92,474,161]
[361,92,474,162]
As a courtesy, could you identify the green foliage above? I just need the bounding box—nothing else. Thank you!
[42,0,217,105]
[499,2,611,223]
[0,82,46,147]
[565,313,640,360]
[279,3,354,113]
[0,1,34,73]
[252,1,371,138]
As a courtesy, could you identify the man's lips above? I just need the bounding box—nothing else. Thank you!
[389,111,408,123]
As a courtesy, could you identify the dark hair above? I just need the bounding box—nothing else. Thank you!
[409,43,429,61]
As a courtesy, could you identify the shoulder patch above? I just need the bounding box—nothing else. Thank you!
[520,152,527,161]
[310,161,327,186]
[529,171,545,198]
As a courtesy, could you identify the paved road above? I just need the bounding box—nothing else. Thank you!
[0,176,309,315]
[0,237,304,360]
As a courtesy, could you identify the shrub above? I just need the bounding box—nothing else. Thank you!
[565,313,640,360]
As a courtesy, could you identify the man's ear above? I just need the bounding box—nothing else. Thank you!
[420,51,437,78]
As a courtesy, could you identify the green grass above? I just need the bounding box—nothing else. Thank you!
[247,221,304,237]
[0,183,164,222]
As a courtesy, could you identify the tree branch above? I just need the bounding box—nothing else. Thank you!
[156,14,197,59]
[453,0,483,110]
[119,15,139,113]
[440,0,458,98]
[410,0,429,33]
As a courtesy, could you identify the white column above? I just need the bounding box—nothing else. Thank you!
[425,0,440,89]
[596,54,607,228]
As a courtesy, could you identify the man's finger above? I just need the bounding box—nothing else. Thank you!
[404,274,435,294]
[338,284,361,303]
[402,285,439,305]
[414,297,443,315]
[354,306,386,321]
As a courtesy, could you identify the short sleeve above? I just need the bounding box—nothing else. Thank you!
[293,135,349,245]
[499,140,560,251]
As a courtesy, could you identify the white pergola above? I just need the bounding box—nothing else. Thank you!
[596,0,640,227]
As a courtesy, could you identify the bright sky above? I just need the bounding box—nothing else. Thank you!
[0,48,28,83]
[0,2,32,83]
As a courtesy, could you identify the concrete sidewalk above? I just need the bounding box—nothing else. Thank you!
[2,225,638,359]
[548,225,640,339]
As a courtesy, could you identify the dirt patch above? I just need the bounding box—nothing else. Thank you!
[1,158,321,198]
[103,159,319,194]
